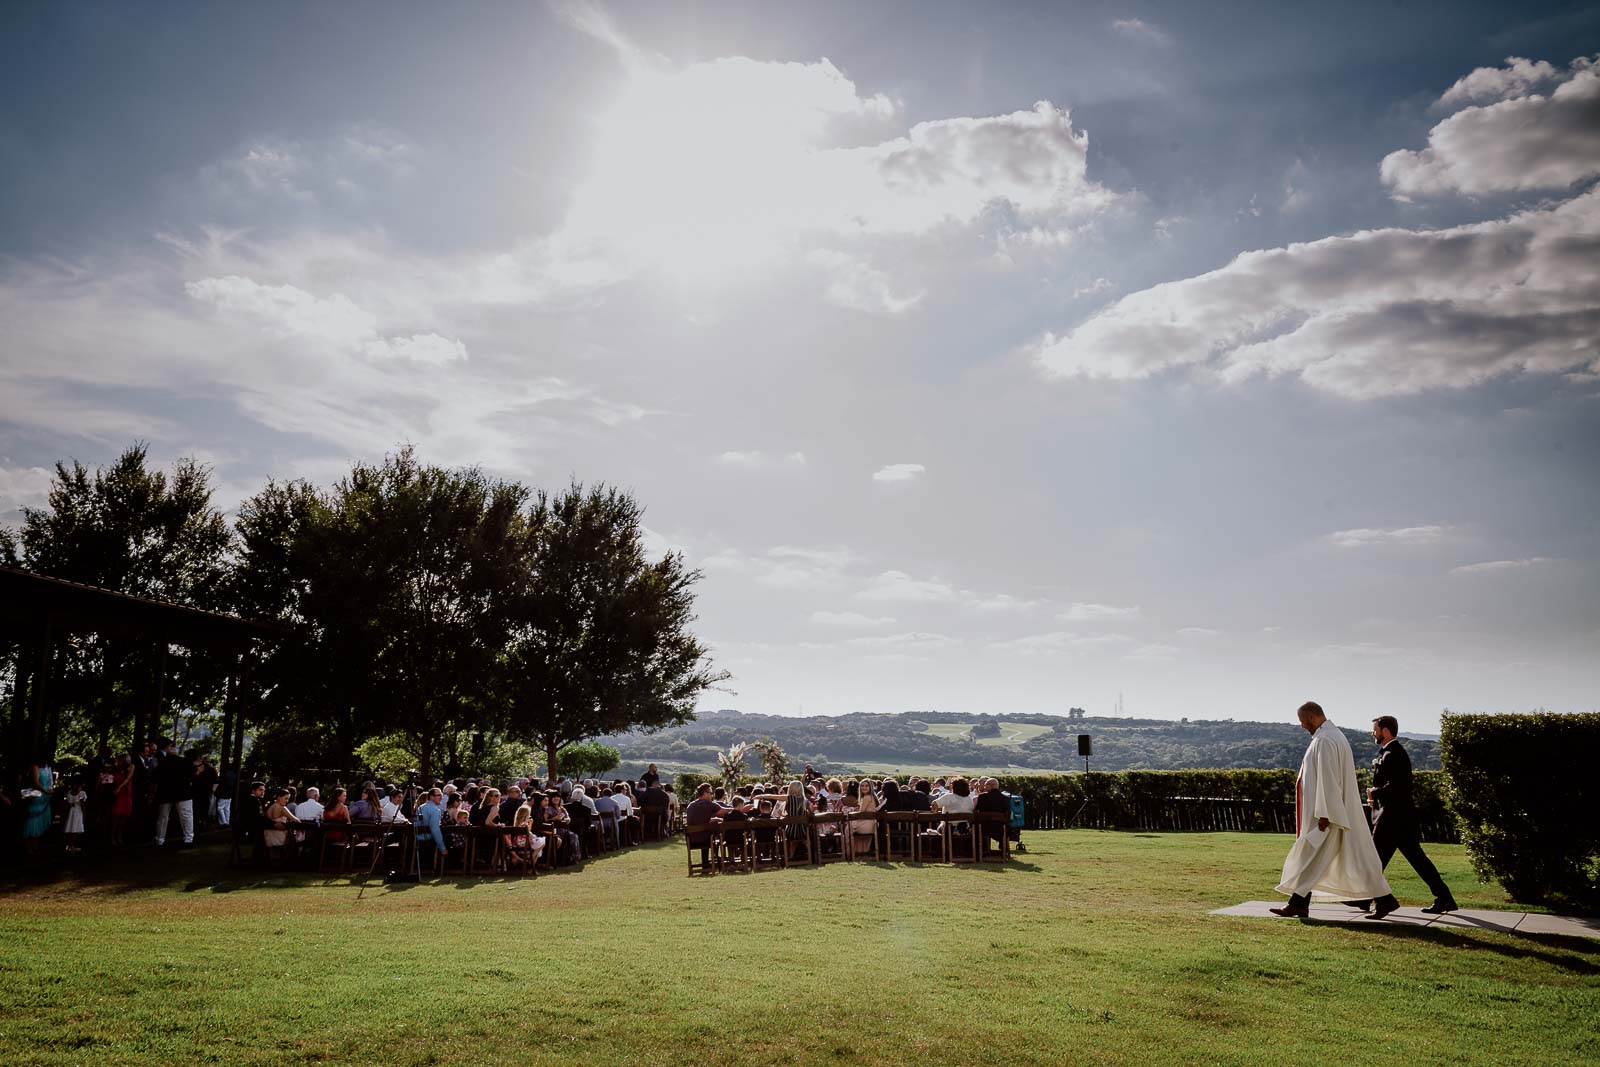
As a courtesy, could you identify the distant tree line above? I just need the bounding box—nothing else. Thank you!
[600,709,1442,774]
[1,444,726,781]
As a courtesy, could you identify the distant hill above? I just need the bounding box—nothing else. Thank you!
[602,709,1440,776]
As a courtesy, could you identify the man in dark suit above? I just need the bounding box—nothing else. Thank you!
[1363,716,1458,914]
[973,777,1012,852]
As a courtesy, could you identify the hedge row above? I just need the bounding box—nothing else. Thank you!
[677,766,1458,842]
[1441,712,1599,910]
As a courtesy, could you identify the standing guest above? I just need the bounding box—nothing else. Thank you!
[240,781,268,863]
[216,764,238,828]
[684,783,724,869]
[20,755,54,855]
[640,779,671,837]
[191,756,218,831]
[1272,702,1398,919]
[110,756,135,847]
[153,739,195,848]
[1358,716,1459,915]
[293,786,324,823]
[92,746,117,844]
[62,774,88,853]
[640,764,662,788]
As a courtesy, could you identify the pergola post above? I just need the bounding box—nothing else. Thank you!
[26,615,53,762]
[218,661,237,775]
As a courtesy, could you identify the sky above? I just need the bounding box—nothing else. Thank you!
[2,2,1598,733]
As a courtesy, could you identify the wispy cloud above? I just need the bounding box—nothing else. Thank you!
[1327,525,1451,548]
[872,463,926,483]
[1110,18,1171,45]
[1451,557,1551,575]
[810,610,895,627]
[1056,602,1140,622]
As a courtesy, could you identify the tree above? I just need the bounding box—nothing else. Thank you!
[2,444,233,754]
[288,449,527,780]
[555,740,621,779]
[501,483,728,780]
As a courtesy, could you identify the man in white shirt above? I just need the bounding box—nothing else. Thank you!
[378,787,410,824]
[293,786,324,822]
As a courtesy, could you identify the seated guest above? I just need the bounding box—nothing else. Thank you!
[879,778,903,812]
[721,795,751,851]
[592,787,620,845]
[541,792,581,863]
[823,779,842,808]
[379,786,410,824]
[570,785,598,816]
[973,777,1011,847]
[934,777,975,815]
[262,788,301,860]
[640,780,671,836]
[931,777,949,798]
[414,787,447,866]
[684,783,724,868]
[505,803,545,870]
[498,785,525,827]
[840,779,861,813]
[851,780,879,856]
[293,786,324,822]
[480,788,504,827]
[902,780,934,812]
[349,785,382,822]
[322,788,350,844]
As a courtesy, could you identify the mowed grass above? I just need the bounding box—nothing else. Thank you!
[915,720,1056,746]
[2,831,1596,1066]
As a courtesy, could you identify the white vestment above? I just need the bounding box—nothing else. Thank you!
[1276,721,1392,901]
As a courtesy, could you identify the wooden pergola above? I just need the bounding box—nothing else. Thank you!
[1,566,285,782]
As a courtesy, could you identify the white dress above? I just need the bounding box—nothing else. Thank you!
[64,790,87,834]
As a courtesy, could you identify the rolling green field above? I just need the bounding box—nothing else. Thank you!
[2,831,1595,1066]
[914,719,1056,746]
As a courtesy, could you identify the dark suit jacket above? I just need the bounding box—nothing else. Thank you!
[901,790,933,812]
[1369,739,1417,833]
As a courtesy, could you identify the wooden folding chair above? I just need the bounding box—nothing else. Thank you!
[913,812,948,863]
[642,808,669,841]
[811,812,848,863]
[846,811,880,861]
[684,822,719,876]
[945,812,979,863]
[737,818,780,871]
[976,811,1011,863]
[717,820,754,872]
[881,812,919,862]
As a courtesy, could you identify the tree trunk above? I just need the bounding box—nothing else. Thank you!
[545,737,560,783]
[419,734,434,784]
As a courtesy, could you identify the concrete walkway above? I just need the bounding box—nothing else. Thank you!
[1212,901,1600,939]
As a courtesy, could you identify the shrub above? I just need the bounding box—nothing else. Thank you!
[1441,712,1600,910]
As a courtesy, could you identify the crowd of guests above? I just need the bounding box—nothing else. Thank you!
[6,740,230,858]
[684,769,1018,868]
[237,763,685,871]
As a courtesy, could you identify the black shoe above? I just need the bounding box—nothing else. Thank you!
[1420,901,1458,915]
[1366,895,1400,920]
[1270,894,1311,918]
[1341,899,1372,911]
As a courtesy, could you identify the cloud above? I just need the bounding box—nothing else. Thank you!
[810,610,896,627]
[0,464,56,522]
[1327,525,1450,547]
[806,250,924,314]
[990,631,1133,655]
[1123,642,1179,662]
[187,275,467,365]
[845,631,961,653]
[1072,277,1113,299]
[971,593,1038,611]
[1177,626,1221,638]
[1435,56,1564,110]
[1033,187,1600,398]
[1382,57,1600,199]
[1451,557,1551,574]
[718,450,808,468]
[1056,601,1140,622]
[702,544,852,591]
[1110,18,1171,45]
[872,463,926,483]
[855,569,958,603]
[552,47,1120,290]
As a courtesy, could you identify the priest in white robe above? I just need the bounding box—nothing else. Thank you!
[1272,701,1398,919]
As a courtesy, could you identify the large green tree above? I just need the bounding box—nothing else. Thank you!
[291,448,527,780]
[499,483,727,780]
[1,444,233,753]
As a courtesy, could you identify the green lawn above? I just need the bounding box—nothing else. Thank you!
[2,831,1595,1066]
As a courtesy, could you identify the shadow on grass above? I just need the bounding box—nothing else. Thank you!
[1315,919,1600,974]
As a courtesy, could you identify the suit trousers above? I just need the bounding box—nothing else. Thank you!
[155,799,194,845]
[1373,818,1454,904]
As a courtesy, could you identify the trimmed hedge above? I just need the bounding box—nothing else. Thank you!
[1441,712,1600,909]
[679,766,1458,842]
